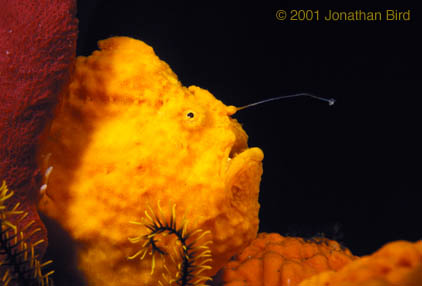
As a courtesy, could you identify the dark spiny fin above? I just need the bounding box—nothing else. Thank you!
[0,181,55,286]
[129,201,213,286]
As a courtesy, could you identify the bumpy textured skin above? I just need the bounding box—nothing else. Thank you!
[37,37,264,285]
[299,240,422,286]
[214,233,356,286]
[0,0,78,262]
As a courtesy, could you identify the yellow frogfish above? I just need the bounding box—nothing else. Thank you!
[37,36,264,285]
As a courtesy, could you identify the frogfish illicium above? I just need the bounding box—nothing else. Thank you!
[37,36,264,285]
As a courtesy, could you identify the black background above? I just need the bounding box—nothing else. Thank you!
[76,1,420,256]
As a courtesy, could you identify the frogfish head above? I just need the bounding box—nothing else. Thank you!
[37,36,263,285]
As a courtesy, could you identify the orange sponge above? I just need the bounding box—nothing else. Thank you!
[214,232,357,286]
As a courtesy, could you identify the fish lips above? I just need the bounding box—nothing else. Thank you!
[224,147,264,213]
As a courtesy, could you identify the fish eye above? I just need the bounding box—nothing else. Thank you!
[182,109,204,130]
[186,111,195,119]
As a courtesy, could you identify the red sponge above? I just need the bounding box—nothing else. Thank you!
[0,0,78,260]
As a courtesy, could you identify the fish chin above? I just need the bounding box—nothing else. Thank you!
[225,147,264,213]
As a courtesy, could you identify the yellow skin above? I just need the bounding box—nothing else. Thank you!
[37,37,263,285]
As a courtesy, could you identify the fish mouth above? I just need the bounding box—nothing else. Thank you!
[225,147,264,182]
[224,121,264,212]
[224,118,263,181]
[224,146,263,214]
